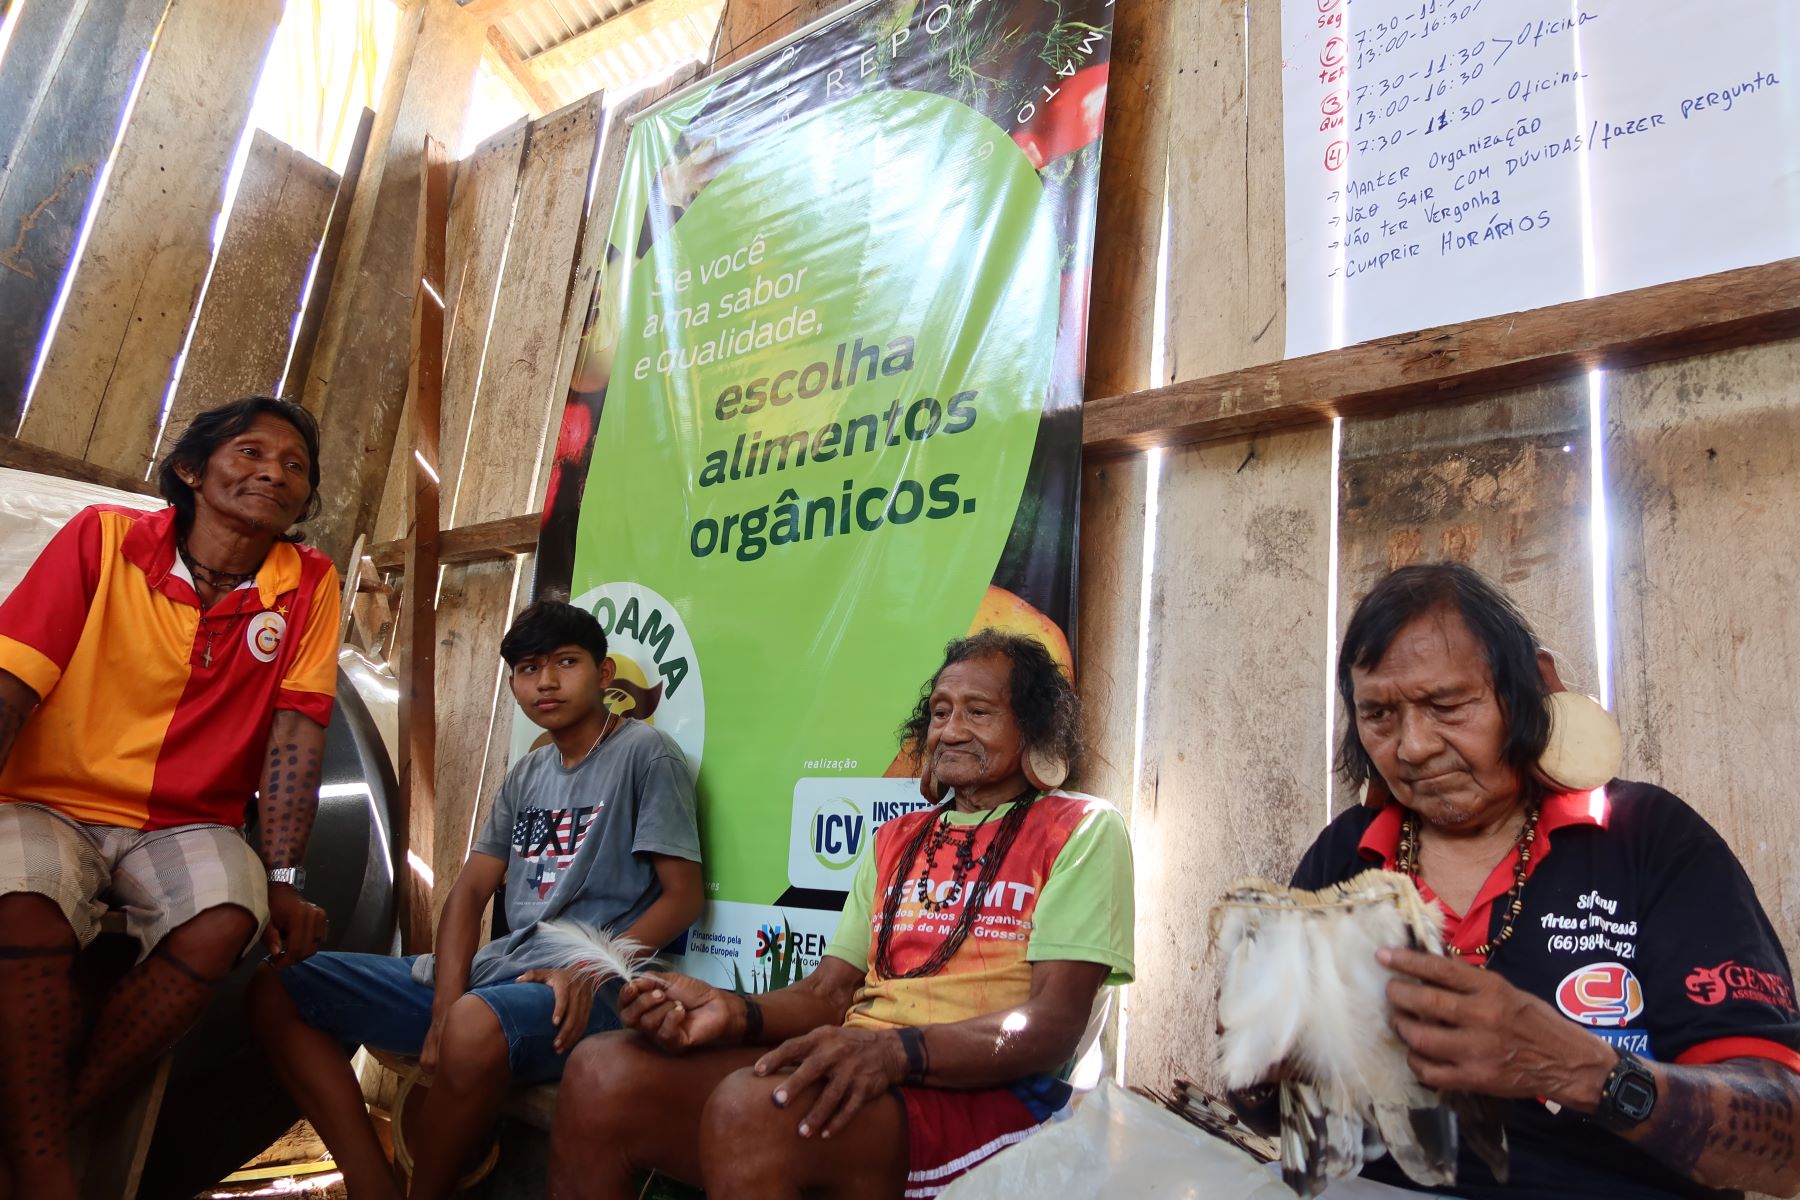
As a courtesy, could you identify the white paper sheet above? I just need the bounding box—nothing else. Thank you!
[1282,0,1800,356]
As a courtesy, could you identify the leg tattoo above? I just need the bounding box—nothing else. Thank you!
[69,947,219,1118]
[0,940,79,1199]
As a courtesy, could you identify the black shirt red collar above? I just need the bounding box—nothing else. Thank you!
[1356,786,1611,963]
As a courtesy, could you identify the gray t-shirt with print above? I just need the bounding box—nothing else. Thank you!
[412,718,701,988]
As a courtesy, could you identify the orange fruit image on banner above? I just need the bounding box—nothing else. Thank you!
[883,585,1071,779]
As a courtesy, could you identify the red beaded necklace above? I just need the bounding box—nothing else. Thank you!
[1395,801,1542,964]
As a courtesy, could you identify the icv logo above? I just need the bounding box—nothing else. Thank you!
[811,798,864,870]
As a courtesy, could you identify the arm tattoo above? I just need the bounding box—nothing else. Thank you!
[1649,1070,1715,1175]
[1630,1059,1799,1191]
[257,713,325,870]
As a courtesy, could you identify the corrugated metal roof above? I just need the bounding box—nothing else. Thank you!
[488,0,720,109]
[528,1,720,108]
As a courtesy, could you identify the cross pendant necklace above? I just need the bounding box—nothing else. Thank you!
[198,614,223,668]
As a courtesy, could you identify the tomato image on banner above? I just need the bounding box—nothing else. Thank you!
[531,0,1113,985]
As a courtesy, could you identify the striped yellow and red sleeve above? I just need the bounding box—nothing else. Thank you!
[277,563,340,727]
[0,507,109,699]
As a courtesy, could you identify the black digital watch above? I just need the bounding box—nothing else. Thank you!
[1592,1049,1658,1130]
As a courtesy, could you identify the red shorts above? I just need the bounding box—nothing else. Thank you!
[897,1084,1048,1197]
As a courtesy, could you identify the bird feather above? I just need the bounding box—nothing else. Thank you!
[1210,870,1508,1192]
[529,919,655,985]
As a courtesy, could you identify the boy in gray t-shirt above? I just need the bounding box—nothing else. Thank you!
[249,601,703,1200]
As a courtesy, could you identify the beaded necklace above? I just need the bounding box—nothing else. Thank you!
[180,541,263,668]
[1395,800,1542,964]
[872,786,1039,980]
[916,802,1003,914]
[179,540,259,593]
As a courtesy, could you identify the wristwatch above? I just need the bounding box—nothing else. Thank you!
[1591,1049,1657,1130]
[267,866,307,891]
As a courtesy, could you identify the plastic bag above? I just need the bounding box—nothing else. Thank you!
[942,1082,1437,1199]
[0,468,158,600]
[940,1080,1296,1199]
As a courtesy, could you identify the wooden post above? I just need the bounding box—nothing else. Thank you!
[1083,0,1171,400]
[1079,257,1800,458]
[303,0,485,566]
[283,107,376,400]
[395,136,451,954]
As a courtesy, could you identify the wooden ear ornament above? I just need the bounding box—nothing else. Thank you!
[1534,689,1623,792]
[1361,776,1396,809]
[1023,745,1068,791]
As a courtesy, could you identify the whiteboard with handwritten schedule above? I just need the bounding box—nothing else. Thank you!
[1282,0,1799,356]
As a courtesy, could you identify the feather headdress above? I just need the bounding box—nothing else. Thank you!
[530,919,655,986]
[1210,869,1508,1195]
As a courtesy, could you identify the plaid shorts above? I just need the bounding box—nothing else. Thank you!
[0,801,268,960]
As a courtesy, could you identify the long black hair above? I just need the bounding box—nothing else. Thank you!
[156,397,322,540]
[897,628,1082,771]
[1335,563,1550,789]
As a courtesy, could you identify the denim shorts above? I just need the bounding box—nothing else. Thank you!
[277,951,621,1084]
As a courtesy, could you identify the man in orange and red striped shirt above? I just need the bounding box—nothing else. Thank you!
[0,397,338,1200]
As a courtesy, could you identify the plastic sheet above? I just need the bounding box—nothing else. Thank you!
[0,467,159,599]
[943,1082,1435,1199]
[942,1081,1298,1200]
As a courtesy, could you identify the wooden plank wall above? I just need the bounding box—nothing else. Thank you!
[1124,428,1335,1086]
[372,120,532,546]
[305,0,486,562]
[0,0,360,481]
[1335,385,1598,695]
[22,0,284,479]
[390,67,707,917]
[449,95,605,532]
[0,0,170,430]
[1085,0,1800,1092]
[430,96,605,928]
[166,131,340,429]
[1607,340,1800,958]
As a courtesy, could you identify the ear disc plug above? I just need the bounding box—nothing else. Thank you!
[1535,690,1623,792]
[1024,745,1068,791]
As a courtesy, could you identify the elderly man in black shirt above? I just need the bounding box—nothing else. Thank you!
[1288,563,1799,1198]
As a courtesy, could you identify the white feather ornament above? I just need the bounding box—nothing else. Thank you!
[1210,870,1508,1196]
[529,919,655,985]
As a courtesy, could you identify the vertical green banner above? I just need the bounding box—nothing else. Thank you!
[536,0,1113,985]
